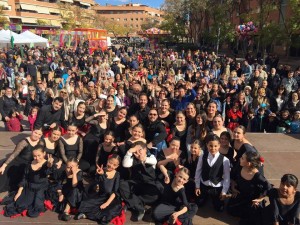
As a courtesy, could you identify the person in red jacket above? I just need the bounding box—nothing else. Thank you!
[227,104,243,131]
[6,109,23,132]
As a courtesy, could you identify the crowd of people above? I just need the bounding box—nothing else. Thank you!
[0,44,299,225]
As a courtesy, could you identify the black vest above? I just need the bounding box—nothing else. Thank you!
[202,152,224,185]
[132,158,157,185]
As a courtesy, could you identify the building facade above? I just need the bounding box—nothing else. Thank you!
[94,3,164,32]
[0,0,96,28]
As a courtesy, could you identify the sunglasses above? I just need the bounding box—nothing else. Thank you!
[37,82,42,84]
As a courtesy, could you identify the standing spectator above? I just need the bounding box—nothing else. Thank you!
[281,71,298,96]
[0,87,20,128]
[40,57,50,82]
[27,60,38,86]
[171,83,197,111]
[241,60,252,83]
[267,68,281,91]
[0,62,7,90]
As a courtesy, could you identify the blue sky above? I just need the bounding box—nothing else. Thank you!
[98,0,164,8]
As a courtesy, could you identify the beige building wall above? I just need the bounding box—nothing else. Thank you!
[1,0,96,27]
[94,3,164,31]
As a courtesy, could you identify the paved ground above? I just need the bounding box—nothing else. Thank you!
[0,132,299,225]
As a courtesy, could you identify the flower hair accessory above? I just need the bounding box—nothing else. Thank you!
[108,154,113,159]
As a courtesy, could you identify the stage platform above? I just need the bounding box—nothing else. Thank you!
[0,132,299,225]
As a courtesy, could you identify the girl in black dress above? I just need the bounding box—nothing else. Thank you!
[39,126,62,167]
[171,111,188,153]
[266,174,300,225]
[157,137,186,185]
[186,111,208,160]
[121,123,147,158]
[184,140,202,202]
[68,102,89,137]
[58,157,84,221]
[0,129,43,192]
[227,151,271,225]
[124,114,140,140]
[59,124,90,171]
[152,167,198,225]
[90,131,118,174]
[108,107,128,146]
[83,109,108,167]
[219,131,234,166]
[75,154,123,225]
[3,146,54,218]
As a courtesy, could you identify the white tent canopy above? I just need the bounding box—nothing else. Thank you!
[0,30,11,43]
[20,30,49,47]
[0,29,49,47]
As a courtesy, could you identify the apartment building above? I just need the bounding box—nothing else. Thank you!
[93,3,164,31]
[0,0,96,28]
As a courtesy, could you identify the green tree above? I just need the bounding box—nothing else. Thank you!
[141,18,160,31]
[0,5,9,28]
[278,0,300,56]
[59,3,94,30]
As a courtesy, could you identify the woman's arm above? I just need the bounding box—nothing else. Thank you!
[95,144,102,166]
[0,139,28,174]
[58,139,68,163]
[159,164,170,184]
[77,137,83,161]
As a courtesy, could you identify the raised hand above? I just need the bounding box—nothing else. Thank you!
[47,154,54,167]
[96,164,104,175]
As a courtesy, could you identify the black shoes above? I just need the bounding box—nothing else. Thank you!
[59,212,72,221]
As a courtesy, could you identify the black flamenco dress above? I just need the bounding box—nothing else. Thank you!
[78,170,122,224]
[227,167,271,225]
[97,145,118,167]
[266,188,300,225]
[0,139,36,192]
[59,136,90,171]
[83,121,107,166]
[152,184,198,225]
[108,118,128,143]
[59,170,84,211]
[3,162,51,218]
[157,150,186,183]
[184,155,199,201]
[220,146,235,167]
[89,144,118,175]
[171,126,188,152]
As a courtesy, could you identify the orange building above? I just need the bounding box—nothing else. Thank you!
[0,0,95,28]
[93,3,164,32]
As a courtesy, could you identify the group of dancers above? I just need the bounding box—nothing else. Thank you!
[0,123,299,225]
